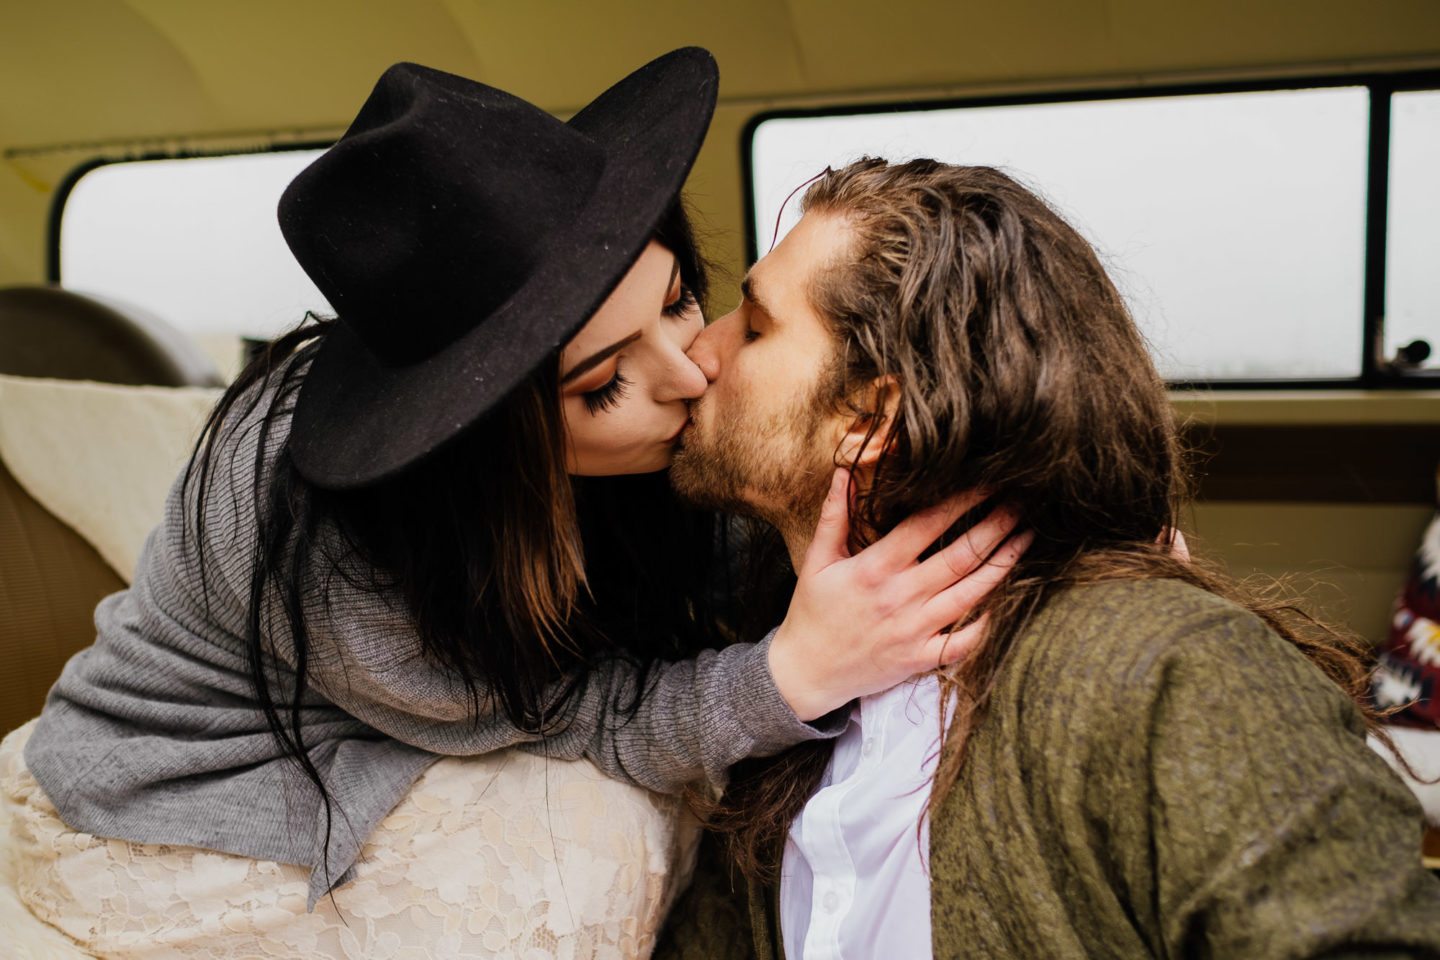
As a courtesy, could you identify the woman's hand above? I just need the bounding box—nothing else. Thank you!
[768,468,1031,722]
[1164,528,1191,561]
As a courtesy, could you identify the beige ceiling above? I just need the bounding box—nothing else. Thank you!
[1,0,1438,285]
[5,0,1440,152]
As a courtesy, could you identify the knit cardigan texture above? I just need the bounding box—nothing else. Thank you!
[657,578,1440,959]
[22,381,834,908]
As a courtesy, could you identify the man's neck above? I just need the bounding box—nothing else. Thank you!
[780,522,813,573]
[774,465,874,572]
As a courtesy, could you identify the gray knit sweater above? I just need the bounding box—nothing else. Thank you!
[23,384,835,907]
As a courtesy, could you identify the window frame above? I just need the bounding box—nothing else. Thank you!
[740,68,1440,391]
[45,139,333,286]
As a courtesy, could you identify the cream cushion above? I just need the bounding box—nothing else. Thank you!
[0,374,221,582]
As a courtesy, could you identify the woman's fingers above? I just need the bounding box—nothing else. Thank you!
[925,613,990,669]
[1167,528,1191,562]
[862,487,991,571]
[912,505,1020,596]
[917,531,1032,635]
[799,468,855,574]
[774,487,1028,721]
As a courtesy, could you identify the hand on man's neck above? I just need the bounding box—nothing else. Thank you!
[777,462,876,572]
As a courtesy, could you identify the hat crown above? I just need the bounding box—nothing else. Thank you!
[279,63,605,365]
[283,49,718,489]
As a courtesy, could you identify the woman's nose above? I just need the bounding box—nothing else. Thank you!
[654,320,708,402]
[665,349,708,401]
[686,314,729,384]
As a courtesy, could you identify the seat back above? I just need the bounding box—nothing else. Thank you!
[0,285,224,387]
[0,285,222,734]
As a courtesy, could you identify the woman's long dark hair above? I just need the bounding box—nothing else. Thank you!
[703,159,1393,883]
[183,199,722,881]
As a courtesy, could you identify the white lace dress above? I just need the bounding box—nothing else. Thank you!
[1,721,699,960]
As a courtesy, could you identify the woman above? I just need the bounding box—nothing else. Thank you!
[3,51,1013,957]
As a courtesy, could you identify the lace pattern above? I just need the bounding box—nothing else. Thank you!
[2,722,699,959]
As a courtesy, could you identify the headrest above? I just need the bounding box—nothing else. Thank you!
[0,285,224,387]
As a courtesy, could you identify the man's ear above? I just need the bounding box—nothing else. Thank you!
[834,375,901,469]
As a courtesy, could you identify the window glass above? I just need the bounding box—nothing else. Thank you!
[750,87,1371,381]
[59,149,330,341]
[1386,89,1440,372]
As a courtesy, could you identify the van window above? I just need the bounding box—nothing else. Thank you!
[57,149,330,342]
[747,80,1432,386]
[1387,89,1440,372]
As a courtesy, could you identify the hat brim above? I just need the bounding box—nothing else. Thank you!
[288,48,718,489]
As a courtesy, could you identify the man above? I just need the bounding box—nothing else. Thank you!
[664,158,1440,958]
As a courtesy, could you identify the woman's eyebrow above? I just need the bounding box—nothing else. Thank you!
[561,331,643,385]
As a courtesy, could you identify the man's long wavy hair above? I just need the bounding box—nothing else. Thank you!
[707,158,1392,882]
[183,200,720,887]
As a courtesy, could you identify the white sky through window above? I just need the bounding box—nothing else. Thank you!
[750,87,1371,381]
[1386,90,1440,368]
[60,149,331,341]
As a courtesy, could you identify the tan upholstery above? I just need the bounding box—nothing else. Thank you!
[0,459,123,736]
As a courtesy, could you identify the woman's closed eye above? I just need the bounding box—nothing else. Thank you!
[582,366,631,415]
[663,284,698,319]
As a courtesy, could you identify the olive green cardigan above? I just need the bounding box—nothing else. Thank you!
[658,579,1440,959]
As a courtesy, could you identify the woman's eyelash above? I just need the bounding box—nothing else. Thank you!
[582,367,631,415]
[663,285,698,318]
[579,285,692,416]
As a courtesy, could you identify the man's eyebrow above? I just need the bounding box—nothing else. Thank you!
[561,331,642,385]
[740,274,778,321]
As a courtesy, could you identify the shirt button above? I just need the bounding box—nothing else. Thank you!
[823,890,839,913]
[861,738,875,758]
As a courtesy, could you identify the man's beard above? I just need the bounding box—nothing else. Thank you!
[670,377,837,545]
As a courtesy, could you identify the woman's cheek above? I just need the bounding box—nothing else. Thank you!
[567,408,661,476]
[599,411,649,467]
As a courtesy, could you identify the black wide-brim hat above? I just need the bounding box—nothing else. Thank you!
[278,48,718,489]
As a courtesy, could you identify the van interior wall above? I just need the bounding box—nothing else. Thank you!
[1195,502,1432,645]
[1177,399,1440,645]
[3,0,1438,645]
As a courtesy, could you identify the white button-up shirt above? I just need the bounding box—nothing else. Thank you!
[780,675,943,960]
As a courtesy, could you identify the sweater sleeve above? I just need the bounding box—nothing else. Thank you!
[1116,597,1440,957]
[303,598,841,792]
[257,555,844,794]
